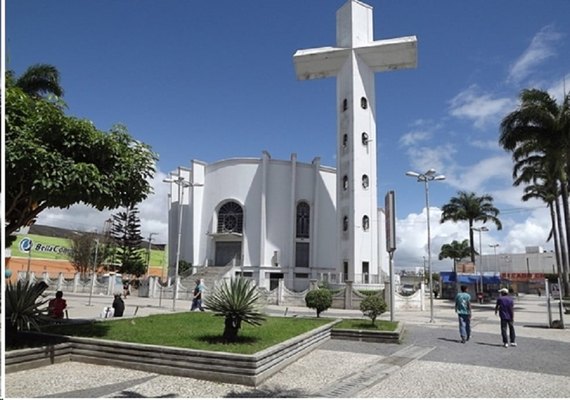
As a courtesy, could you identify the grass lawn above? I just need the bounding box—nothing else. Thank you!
[40,313,333,354]
[334,318,398,331]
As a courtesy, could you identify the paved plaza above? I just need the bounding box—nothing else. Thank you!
[4,292,570,398]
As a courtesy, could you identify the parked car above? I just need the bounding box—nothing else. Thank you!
[401,284,415,295]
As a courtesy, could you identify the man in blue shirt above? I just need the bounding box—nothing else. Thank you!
[495,288,516,347]
[454,285,471,343]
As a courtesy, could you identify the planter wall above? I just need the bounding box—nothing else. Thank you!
[331,322,404,344]
[5,320,338,387]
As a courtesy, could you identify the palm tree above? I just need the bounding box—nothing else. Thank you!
[439,240,472,275]
[7,63,64,98]
[440,191,502,263]
[204,276,266,342]
[500,88,570,293]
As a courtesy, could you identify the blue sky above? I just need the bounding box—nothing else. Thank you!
[6,0,570,271]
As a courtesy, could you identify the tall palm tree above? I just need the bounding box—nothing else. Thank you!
[440,191,502,263]
[7,63,64,98]
[500,88,570,293]
[438,239,472,275]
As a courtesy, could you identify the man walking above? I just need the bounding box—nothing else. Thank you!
[454,285,471,343]
[191,279,205,312]
[495,288,516,348]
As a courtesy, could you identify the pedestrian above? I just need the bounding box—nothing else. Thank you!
[48,290,67,319]
[454,285,471,343]
[123,282,130,298]
[191,279,205,312]
[112,294,125,317]
[495,288,516,348]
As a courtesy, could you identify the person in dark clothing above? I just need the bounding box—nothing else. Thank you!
[495,288,516,348]
[48,290,67,319]
[112,294,125,317]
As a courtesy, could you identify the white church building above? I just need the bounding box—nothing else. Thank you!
[165,0,416,292]
[165,153,389,291]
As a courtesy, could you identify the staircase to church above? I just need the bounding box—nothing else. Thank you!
[180,265,235,297]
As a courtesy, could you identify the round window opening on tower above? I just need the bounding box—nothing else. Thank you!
[362,174,369,189]
[362,215,370,231]
[342,98,348,111]
[343,216,349,231]
[362,132,369,145]
[361,97,368,109]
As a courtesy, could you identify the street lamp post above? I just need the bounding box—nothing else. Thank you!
[471,226,488,293]
[406,168,445,323]
[163,174,199,311]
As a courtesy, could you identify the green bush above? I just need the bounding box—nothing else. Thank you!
[305,289,332,317]
[359,295,387,326]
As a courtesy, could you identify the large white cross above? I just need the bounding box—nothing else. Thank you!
[293,0,417,280]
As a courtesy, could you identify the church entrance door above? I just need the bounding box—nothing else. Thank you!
[215,241,242,266]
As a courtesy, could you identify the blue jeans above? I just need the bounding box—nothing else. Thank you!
[500,319,516,344]
[458,314,471,340]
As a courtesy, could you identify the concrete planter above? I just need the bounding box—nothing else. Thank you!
[5,319,338,387]
[331,321,404,343]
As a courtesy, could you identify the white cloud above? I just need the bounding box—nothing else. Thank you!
[399,130,432,147]
[35,169,171,244]
[405,144,456,176]
[448,85,515,129]
[508,25,563,84]
[394,204,554,272]
[546,72,570,103]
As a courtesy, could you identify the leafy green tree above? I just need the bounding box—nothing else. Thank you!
[68,231,114,278]
[359,295,387,326]
[440,191,502,263]
[305,289,332,317]
[5,64,157,245]
[204,276,266,342]
[111,206,147,277]
[439,239,472,275]
[500,89,570,294]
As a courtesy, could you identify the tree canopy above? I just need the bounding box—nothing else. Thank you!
[5,65,158,243]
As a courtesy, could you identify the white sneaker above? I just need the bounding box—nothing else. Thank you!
[503,343,509,348]
[510,342,517,347]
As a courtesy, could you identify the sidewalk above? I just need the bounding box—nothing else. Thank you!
[5,292,570,398]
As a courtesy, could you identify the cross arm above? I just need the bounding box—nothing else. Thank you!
[355,36,418,72]
[293,46,351,80]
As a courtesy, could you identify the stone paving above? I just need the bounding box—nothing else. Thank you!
[4,292,570,398]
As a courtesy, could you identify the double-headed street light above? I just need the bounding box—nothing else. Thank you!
[471,226,488,293]
[163,175,192,311]
[406,169,445,323]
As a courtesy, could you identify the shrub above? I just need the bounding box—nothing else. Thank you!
[360,295,387,326]
[5,281,51,344]
[305,289,332,317]
[204,276,266,342]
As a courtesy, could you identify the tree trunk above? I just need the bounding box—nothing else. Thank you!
[223,316,241,342]
[559,182,570,295]
[469,220,475,263]
[549,201,562,277]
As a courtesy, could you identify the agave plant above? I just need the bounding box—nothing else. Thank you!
[204,276,266,342]
[5,281,50,334]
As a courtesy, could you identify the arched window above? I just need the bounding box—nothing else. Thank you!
[342,98,348,111]
[343,216,349,231]
[343,175,349,190]
[362,215,370,231]
[217,201,243,233]
[296,202,310,238]
[362,174,369,189]
[361,132,369,145]
[361,97,368,109]
[342,134,348,148]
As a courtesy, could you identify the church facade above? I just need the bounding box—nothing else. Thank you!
[165,152,388,291]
